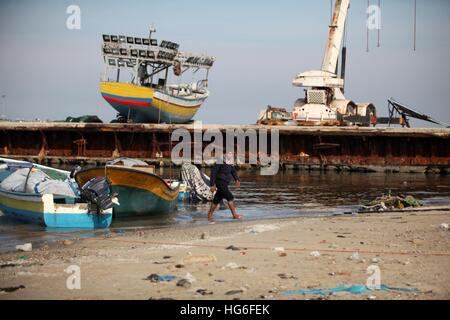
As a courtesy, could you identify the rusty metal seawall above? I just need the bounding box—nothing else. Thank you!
[0,121,449,173]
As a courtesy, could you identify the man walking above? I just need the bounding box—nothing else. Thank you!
[208,152,242,221]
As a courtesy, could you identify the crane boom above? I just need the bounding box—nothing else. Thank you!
[291,0,377,127]
[321,0,350,74]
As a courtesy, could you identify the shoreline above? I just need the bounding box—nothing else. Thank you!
[0,209,449,300]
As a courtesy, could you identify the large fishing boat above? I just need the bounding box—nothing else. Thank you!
[100,28,215,123]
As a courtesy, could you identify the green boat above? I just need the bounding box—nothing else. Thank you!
[74,159,179,217]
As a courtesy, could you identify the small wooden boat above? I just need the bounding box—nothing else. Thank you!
[0,189,112,229]
[0,158,114,229]
[74,160,179,218]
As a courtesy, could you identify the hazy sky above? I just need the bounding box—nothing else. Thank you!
[0,0,449,127]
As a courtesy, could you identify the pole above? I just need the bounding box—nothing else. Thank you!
[377,0,381,47]
[366,0,370,52]
[340,46,347,93]
[1,95,6,119]
[413,0,417,51]
[330,0,333,23]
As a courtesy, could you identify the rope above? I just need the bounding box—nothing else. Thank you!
[3,224,450,258]
[88,237,450,258]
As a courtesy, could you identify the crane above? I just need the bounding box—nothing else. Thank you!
[291,0,376,126]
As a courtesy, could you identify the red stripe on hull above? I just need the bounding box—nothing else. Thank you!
[103,95,151,107]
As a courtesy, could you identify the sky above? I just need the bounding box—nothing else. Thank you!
[0,0,449,127]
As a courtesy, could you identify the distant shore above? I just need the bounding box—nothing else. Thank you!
[0,210,449,300]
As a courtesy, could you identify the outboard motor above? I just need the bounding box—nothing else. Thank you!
[80,176,118,214]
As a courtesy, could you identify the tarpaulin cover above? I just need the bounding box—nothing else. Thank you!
[108,157,148,167]
[0,168,77,198]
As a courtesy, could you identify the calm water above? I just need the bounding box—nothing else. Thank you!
[1,170,449,252]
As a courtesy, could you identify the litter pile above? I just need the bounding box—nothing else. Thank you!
[360,193,422,212]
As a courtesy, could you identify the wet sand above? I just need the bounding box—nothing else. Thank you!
[0,210,449,300]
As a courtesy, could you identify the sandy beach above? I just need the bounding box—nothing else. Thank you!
[0,210,449,300]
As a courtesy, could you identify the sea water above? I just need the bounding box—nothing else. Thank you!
[1,170,449,252]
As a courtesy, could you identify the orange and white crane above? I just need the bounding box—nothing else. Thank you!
[291,0,376,126]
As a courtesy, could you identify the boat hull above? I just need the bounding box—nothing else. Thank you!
[100,82,207,123]
[43,212,112,229]
[111,185,176,217]
[74,166,179,218]
[0,189,112,229]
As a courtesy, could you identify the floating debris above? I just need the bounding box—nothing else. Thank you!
[16,243,32,252]
[144,274,176,282]
[0,263,18,269]
[278,273,298,280]
[223,262,239,270]
[176,279,192,289]
[196,288,213,296]
[371,257,381,264]
[225,289,244,295]
[246,224,280,234]
[360,193,422,212]
[348,252,360,261]
[310,251,321,257]
[284,284,419,296]
[61,240,74,246]
[182,254,217,265]
[176,273,196,289]
[0,285,25,293]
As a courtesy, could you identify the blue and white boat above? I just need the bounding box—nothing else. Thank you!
[0,158,115,229]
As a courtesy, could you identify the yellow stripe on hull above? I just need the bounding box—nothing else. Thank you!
[75,167,179,202]
[100,82,154,99]
[152,97,200,117]
[0,193,44,213]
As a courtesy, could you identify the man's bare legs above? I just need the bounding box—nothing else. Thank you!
[227,201,242,219]
[208,202,219,221]
[208,201,242,221]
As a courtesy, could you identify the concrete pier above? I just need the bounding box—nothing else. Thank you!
[1,121,449,173]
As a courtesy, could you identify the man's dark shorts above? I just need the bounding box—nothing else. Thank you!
[212,185,234,204]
